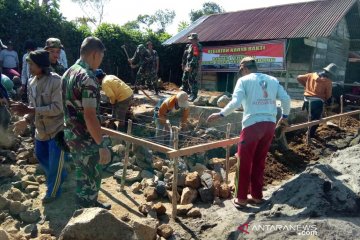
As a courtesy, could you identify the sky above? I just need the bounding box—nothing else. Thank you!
[59,0,315,35]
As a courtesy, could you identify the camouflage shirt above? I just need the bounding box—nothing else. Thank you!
[62,59,100,151]
[185,43,203,69]
[51,61,66,76]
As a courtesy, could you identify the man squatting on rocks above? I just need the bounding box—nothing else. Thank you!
[153,91,190,143]
[297,63,337,138]
[207,57,291,207]
[62,37,112,209]
[11,50,67,203]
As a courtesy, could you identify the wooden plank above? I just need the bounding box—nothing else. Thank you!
[101,127,174,153]
[167,137,240,159]
[171,127,179,219]
[284,110,360,132]
[121,120,132,191]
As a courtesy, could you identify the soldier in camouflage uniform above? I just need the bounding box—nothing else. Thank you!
[44,38,66,76]
[181,33,202,102]
[62,37,111,209]
[129,41,159,94]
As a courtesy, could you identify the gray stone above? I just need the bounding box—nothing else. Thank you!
[105,162,124,173]
[144,187,158,202]
[0,229,11,240]
[157,224,173,239]
[59,208,135,240]
[133,218,158,240]
[152,202,166,216]
[114,169,141,183]
[21,180,39,189]
[166,190,180,203]
[9,201,27,215]
[141,170,155,179]
[180,187,198,205]
[0,196,10,210]
[6,188,25,202]
[193,96,210,106]
[217,95,231,108]
[177,204,193,216]
[0,165,15,178]
[25,185,39,193]
[190,164,208,176]
[131,182,142,193]
[133,145,153,170]
[19,208,41,223]
[201,172,214,188]
[16,150,32,161]
[208,95,220,106]
[350,135,360,147]
[155,181,167,197]
[198,187,214,203]
[185,172,201,189]
[186,208,201,218]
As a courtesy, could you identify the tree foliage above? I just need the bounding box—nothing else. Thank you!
[190,1,224,22]
[177,21,189,33]
[71,0,110,27]
[134,9,175,33]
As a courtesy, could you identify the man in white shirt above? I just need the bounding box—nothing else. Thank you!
[21,40,37,102]
[0,41,20,79]
[207,57,291,208]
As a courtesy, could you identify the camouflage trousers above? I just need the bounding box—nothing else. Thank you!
[73,148,102,206]
[181,69,198,97]
[135,69,158,93]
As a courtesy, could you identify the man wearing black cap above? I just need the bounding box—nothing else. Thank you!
[11,49,67,204]
[297,63,337,138]
[44,38,66,76]
[181,33,202,101]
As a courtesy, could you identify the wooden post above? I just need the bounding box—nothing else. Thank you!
[339,95,343,128]
[225,123,231,183]
[171,126,179,219]
[306,101,311,145]
[121,120,133,191]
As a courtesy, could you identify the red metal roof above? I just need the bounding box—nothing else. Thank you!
[167,0,357,44]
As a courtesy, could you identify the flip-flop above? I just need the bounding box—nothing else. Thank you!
[247,198,265,205]
[232,199,247,209]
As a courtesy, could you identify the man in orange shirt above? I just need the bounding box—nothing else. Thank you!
[297,63,337,137]
[153,91,189,143]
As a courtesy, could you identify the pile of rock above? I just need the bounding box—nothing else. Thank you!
[193,93,231,107]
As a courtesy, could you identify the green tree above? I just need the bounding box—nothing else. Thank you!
[177,21,189,32]
[122,20,140,31]
[190,1,224,22]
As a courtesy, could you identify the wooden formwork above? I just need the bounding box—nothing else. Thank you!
[101,109,360,219]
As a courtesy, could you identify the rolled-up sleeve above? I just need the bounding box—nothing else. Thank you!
[81,76,98,108]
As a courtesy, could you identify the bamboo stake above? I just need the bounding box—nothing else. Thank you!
[171,126,179,219]
[339,95,343,128]
[306,101,312,145]
[121,120,132,191]
[101,127,174,153]
[225,123,231,184]
[285,110,360,132]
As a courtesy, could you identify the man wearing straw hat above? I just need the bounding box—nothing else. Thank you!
[297,63,337,138]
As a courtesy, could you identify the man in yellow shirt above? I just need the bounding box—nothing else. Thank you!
[95,69,133,131]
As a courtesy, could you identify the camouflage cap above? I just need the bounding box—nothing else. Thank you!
[44,38,63,49]
[188,33,198,40]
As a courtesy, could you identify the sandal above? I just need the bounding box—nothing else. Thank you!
[248,198,265,205]
[233,198,247,208]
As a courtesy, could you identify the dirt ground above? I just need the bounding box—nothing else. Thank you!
[1,87,359,239]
